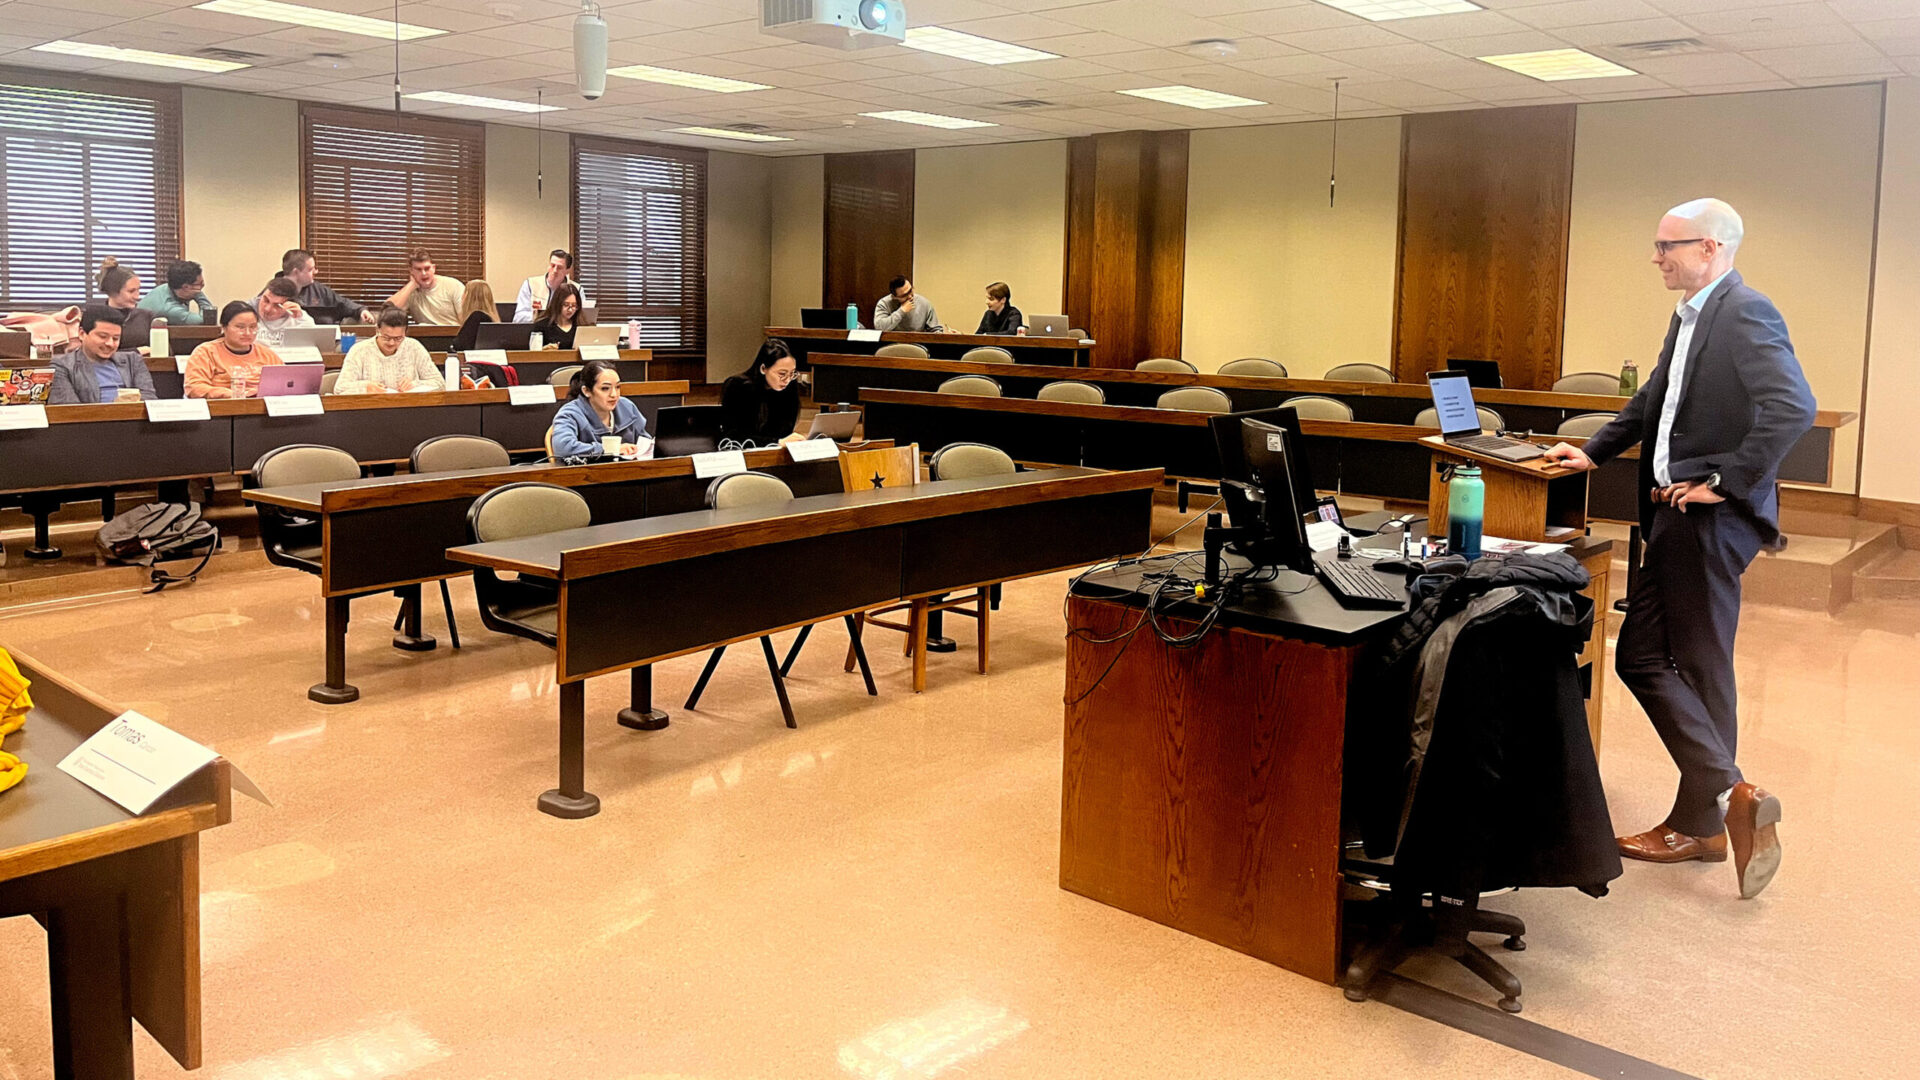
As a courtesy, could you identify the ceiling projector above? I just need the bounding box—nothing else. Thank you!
[761,0,906,49]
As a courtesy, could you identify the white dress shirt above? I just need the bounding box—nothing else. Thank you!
[1653,270,1732,486]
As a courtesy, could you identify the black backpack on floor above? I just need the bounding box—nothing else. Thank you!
[95,502,221,592]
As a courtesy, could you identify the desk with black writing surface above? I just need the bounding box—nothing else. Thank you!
[446,466,1162,817]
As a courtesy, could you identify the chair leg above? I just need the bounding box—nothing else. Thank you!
[439,578,460,650]
[844,615,877,696]
[392,584,435,651]
[393,604,405,632]
[779,623,813,677]
[909,600,929,694]
[1455,941,1523,1013]
[686,646,726,709]
[759,635,797,729]
[844,612,865,672]
[976,588,990,675]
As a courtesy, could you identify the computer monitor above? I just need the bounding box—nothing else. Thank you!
[1209,407,1317,575]
[800,307,849,330]
[1446,358,1503,389]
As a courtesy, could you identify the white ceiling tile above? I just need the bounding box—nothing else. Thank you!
[1321,41,1468,69]
[1232,52,1399,79]
[1854,18,1920,56]
[1624,49,1778,84]
[947,12,1084,41]
[1429,29,1574,56]
[1217,5,1366,37]
[1680,2,1845,34]
[1706,23,1865,49]
[1099,47,1229,71]
[1748,40,1897,76]
[601,0,756,30]
[1340,79,1474,106]
[1468,81,1578,100]
[1828,0,1917,18]
[1269,24,1411,52]
[1376,11,1538,41]
[1048,0,1243,48]
[1551,18,1701,48]
[1511,0,1670,30]
[1016,30,1155,56]
[902,0,1019,21]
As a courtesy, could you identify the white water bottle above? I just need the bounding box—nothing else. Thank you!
[529,331,544,351]
[149,317,169,360]
[444,356,459,391]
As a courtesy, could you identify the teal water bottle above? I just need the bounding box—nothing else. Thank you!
[1447,464,1484,559]
[845,302,859,330]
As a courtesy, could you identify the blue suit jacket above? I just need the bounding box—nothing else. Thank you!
[1581,270,1815,542]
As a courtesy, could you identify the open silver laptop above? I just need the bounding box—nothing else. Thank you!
[278,325,340,352]
[574,325,621,348]
[1426,371,1543,462]
[806,409,861,441]
[1026,314,1075,338]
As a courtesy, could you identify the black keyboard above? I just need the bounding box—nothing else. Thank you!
[1449,434,1545,461]
[1315,557,1405,609]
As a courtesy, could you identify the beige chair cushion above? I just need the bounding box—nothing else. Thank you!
[708,471,796,509]
[472,484,591,542]
[930,442,1016,480]
[1281,395,1354,422]
[961,346,1015,364]
[320,370,341,395]
[1218,358,1287,378]
[1553,372,1622,395]
[1414,405,1504,431]
[548,365,584,386]
[1136,357,1197,374]
[1556,411,1618,438]
[876,343,930,358]
[256,444,360,487]
[1324,363,1394,383]
[938,375,1002,397]
[1036,380,1105,404]
[413,435,510,473]
[1156,386,1234,413]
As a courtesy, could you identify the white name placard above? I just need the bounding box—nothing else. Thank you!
[578,344,619,362]
[786,438,839,462]
[848,329,882,342]
[507,384,556,407]
[263,394,325,417]
[174,356,192,374]
[692,449,748,479]
[465,349,509,368]
[146,399,211,423]
[0,405,49,431]
[277,345,325,365]
[58,710,219,815]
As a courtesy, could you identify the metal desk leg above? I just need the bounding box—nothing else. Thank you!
[617,664,669,731]
[391,583,437,651]
[23,496,63,560]
[540,678,600,818]
[309,595,360,704]
[47,893,135,1080]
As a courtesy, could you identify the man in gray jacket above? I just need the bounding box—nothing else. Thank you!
[873,276,946,333]
[49,307,158,404]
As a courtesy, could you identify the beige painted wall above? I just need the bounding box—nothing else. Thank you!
[768,156,824,326]
[1564,85,1883,492]
[1861,79,1918,506]
[913,141,1067,331]
[483,124,573,301]
[181,88,299,308]
[1182,118,1402,376]
[708,151,773,383]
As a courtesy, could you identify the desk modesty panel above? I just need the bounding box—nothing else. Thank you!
[767,327,1093,367]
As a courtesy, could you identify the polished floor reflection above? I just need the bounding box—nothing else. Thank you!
[0,546,1914,1079]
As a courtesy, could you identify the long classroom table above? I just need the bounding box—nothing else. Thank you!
[768,327,1093,368]
[242,443,888,703]
[446,466,1161,817]
[0,382,687,560]
[146,348,653,398]
[169,322,464,352]
[0,647,233,1078]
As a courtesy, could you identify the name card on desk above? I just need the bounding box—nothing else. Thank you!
[786,438,839,463]
[146,399,211,423]
[466,349,508,368]
[0,405,49,431]
[263,394,325,417]
[58,710,219,814]
[174,356,192,374]
[278,345,325,365]
[692,449,748,479]
[578,344,619,362]
[848,329,882,343]
[507,384,556,407]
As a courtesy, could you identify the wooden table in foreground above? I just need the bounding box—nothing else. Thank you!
[0,649,232,1079]
[448,467,1161,817]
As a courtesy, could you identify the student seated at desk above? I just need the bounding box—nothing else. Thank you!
[552,359,649,458]
[96,257,156,353]
[386,250,464,325]
[137,259,215,325]
[531,282,582,350]
[452,280,500,353]
[718,339,803,447]
[874,276,946,333]
[975,281,1025,336]
[336,307,444,394]
[254,276,316,348]
[184,302,282,399]
[49,306,157,404]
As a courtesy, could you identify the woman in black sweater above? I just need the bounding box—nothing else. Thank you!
[719,339,802,447]
[974,281,1024,335]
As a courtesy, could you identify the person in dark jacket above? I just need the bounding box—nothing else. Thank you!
[1546,198,1814,900]
[719,339,802,447]
[974,281,1024,336]
[282,248,370,324]
[49,306,157,404]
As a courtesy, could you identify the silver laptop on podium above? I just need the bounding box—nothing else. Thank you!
[1026,314,1075,338]
[1426,371,1543,462]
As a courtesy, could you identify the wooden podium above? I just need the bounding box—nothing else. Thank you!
[1419,436,1614,748]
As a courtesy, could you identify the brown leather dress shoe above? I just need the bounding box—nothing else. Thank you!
[1617,825,1728,863]
[1726,782,1783,899]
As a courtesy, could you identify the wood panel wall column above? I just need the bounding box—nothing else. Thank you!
[1065,131,1188,368]
[1393,105,1576,391]
[823,150,916,320]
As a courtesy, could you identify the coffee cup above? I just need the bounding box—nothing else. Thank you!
[600,435,621,457]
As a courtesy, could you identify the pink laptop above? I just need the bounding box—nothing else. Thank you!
[256,364,324,397]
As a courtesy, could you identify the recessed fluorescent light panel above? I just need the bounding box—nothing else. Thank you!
[195,0,445,40]
[403,91,561,113]
[860,110,997,129]
[31,40,250,73]
[1118,85,1264,109]
[670,127,794,142]
[1310,0,1481,21]
[1477,48,1637,81]
[900,27,1060,64]
[607,65,771,93]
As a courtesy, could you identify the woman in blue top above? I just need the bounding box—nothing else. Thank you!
[551,359,648,458]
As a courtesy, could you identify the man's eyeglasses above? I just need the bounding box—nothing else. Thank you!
[1654,238,1710,256]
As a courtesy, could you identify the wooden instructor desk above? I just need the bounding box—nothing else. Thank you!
[448,467,1160,817]
[0,648,233,1079]
[243,444,880,704]
[768,327,1093,367]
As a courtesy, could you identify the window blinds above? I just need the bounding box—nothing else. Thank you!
[571,136,707,360]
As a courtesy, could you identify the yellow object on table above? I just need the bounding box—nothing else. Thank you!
[0,647,32,793]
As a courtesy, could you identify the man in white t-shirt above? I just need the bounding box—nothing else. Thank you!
[385,250,465,325]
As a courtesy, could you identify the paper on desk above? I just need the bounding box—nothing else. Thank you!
[786,438,839,462]
[692,449,748,479]
[59,710,218,814]
[263,394,324,417]
[507,384,555,406]
[1305,519,1351,553]
[465,349,508,368]
[848,329,882,342]
[278,345,325,365]
[174,356,192,374]
[146,398,211,422]
[578,344,619,362]
[0,405,48,430]
[1481,535,1571,555]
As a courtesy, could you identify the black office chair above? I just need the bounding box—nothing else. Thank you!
[684,472,877,728]
[653,404,726,457]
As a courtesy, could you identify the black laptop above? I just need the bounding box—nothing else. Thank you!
[800,307,851,330]
[474,322,536,351]
[1446,359,1503,389]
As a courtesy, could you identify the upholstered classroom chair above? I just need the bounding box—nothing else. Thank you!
[402,435,513,648]
[938,375,1003,397]
[1136,357,1198,374]
[1156,386,1234,413]
[876,343,930,358]
[1324,363,1394,383]
[548,365,583,386]
[1553,372,1623,396]
[1036,380,1106,405]
[320,370,341,395]
[961,346,1015,364]
[1414,406,1505,431]
[1281,395,1355,421]
[686,471,877,727]
[464,482,593,648]
[1556,412,1618,438]
[1218,358,1288,378]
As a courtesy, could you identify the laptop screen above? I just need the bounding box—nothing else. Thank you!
[1426,372,1482,437]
